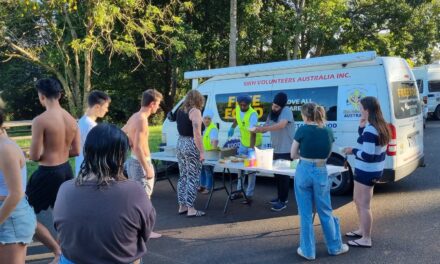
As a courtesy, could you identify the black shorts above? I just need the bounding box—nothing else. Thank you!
[354,168,382,187]
[26,161,73,214]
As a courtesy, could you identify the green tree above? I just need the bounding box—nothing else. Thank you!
[0,0,186,116]
[340,0,440,65]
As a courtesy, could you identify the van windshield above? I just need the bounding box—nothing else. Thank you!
[391,81,421,119]
[428,80,440,92]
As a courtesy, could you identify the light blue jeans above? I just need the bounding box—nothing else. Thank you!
[236,144,256,197]
[200,165,213,189]
[294,159,344,258]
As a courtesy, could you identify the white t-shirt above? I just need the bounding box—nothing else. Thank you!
[75,115,97,176]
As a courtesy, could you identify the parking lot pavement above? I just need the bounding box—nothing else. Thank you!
[28,121,440,264]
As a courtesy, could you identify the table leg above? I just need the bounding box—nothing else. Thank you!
[223,169,232,213]
[165,163,176,192]
[205,168,230,211]
[224,169,251,214]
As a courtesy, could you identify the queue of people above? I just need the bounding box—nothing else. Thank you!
[185,92,389,260]
[0,78,159,263]
[0,76,390,262]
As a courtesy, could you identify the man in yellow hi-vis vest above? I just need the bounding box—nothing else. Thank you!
[228,95,261,202]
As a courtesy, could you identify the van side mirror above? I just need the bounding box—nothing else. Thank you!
[167,111,176,122]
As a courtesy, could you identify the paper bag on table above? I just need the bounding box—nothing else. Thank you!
[255,147,273,169]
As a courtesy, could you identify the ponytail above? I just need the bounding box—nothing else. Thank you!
[314,105,326,127]
[301,102,326,127]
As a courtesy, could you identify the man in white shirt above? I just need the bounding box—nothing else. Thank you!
[75,91,111,176]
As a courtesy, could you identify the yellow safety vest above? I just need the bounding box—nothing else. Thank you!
[235,105,262,147]
[203,122,218,151]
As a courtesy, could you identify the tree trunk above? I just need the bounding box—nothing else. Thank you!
[229,0,237,67]
[163,51,173,114]
[82,51,92,115]
[293,0,306,60]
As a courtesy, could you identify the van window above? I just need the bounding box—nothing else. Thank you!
[416,79,423,93]
[216,92,272,122]
[391,81,421,119]
[274,86,338,121]
[428,80,440,92]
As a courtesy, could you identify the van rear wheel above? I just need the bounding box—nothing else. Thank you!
[435,106,440,120]
[327,155,353,195]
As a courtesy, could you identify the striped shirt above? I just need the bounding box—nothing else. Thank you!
[352,124,386,178]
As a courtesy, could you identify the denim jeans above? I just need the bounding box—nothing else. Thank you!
[0,197,36,245]
[236,144,256,197]
[294,159,343,258]
[200,165,213,189]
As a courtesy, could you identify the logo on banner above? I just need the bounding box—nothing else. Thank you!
[343,88,367,119]
[223,139,240,150]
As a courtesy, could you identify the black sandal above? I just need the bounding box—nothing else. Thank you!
[348,240,372,248]
[345,231,362,238]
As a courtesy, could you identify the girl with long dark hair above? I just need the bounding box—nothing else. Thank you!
[53,124,156,264]
[344,96,391,248]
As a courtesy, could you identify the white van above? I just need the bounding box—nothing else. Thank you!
[412,64,440,119]
[162,51,424,195]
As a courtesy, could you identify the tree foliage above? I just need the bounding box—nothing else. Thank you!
[1,0,440,123]
[0,0,186,116]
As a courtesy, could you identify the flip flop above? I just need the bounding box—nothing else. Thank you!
[345,231,362,238]
[348,240,372,248]
[178,210,188,215]
[187,210,206,217]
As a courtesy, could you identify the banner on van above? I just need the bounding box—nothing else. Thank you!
[216,86,338,123]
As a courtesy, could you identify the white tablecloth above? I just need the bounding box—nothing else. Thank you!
[151,152,347,177]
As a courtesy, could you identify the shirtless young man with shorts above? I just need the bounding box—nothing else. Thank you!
[123,89,162,239]
[26,78,80,263]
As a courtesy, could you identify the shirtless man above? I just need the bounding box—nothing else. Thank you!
[123,89,162,239]
[26,77,80,263]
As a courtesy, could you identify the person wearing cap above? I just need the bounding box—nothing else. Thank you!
[255,92,295,211]
[198,109,218,194]
[228,95,262,202]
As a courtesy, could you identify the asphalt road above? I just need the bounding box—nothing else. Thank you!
[28,121,440,264]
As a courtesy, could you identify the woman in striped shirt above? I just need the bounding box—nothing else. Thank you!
[343,96,390,248]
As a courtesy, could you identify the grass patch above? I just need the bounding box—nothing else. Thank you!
[149,126,162,153]
[24,126,163,176]
[16,139,31,149]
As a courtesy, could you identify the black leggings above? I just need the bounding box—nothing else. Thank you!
[274,153,292,202]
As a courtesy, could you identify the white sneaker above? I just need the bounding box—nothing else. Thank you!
[331,244,349,256]
[297,247,315,261]
[150,231,162,239]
